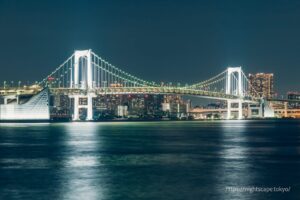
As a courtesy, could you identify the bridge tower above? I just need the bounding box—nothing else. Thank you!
[71,49,94,121]
[73,49,93,89]
[226,67,244,119]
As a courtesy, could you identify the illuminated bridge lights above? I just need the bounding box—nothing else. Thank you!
[0,49,263,121]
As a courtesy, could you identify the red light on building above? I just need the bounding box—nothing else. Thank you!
[48,77,55,81]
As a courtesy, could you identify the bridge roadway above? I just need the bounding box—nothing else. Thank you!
[1,86,257,102]
[50,87,243,101]
[0,87,41,96]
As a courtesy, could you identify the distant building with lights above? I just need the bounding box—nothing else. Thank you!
[161,95,190,118]
[287,92,300,109]
[117,105,128,117]
[248,73,274,98]
[288,92,300,100]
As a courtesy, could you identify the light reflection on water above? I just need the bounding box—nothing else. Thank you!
[0,120,300,200]
[215,121,255,200]
[58,123,106,200]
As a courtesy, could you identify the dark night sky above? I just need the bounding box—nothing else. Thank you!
[0,0,299,95]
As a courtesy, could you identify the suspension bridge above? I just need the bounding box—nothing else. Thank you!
[0,49,262,121]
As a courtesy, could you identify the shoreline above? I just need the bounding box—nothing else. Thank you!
[0,117,299,123]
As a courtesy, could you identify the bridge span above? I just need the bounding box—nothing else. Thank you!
[1,49,265,121]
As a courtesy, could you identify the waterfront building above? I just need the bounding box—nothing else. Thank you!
[248,73,274,98]
[144,95,164,117]
[92,94,165,120]
[288,92,300,100]
[117,105,128,118]
[124,94,164,118]
[287,92,300,109]
[127,94,146,117]
[0,89,50,121]
[93,95,122,119]
[162,103,170,112]
[162,95,189,118]
[49,95,71,119]
[270,100,300,118]
[189,106,226,119]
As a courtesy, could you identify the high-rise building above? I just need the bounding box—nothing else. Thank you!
[248,73,274,98]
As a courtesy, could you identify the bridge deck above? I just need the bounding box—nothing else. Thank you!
[0,87,257,101]
[50,87,239,100]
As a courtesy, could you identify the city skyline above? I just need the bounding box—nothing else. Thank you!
[1,2,300,200]
[0,0,300,95]
[2,48,298,121]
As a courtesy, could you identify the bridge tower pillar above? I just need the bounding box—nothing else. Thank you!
[226,67,244,120]
[226,67,243,96]
[73,49,93,89]
[227,99,243,120]
[72,50,94,121]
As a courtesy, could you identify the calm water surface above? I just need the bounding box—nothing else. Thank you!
[0,120,300,200]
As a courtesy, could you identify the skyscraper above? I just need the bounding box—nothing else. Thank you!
[248,73,274,98]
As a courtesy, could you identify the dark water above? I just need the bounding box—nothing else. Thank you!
[0,120,300,200]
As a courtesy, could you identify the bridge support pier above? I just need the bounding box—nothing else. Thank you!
[2,95,18,105]
[227,100,231,119]
[247,102,263,118]
[70,94,95,121]
[73,96,79,121]
[238,100,243,119]
[225,67,244,120]
[227,99,243,120]
[87,95,93,121]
